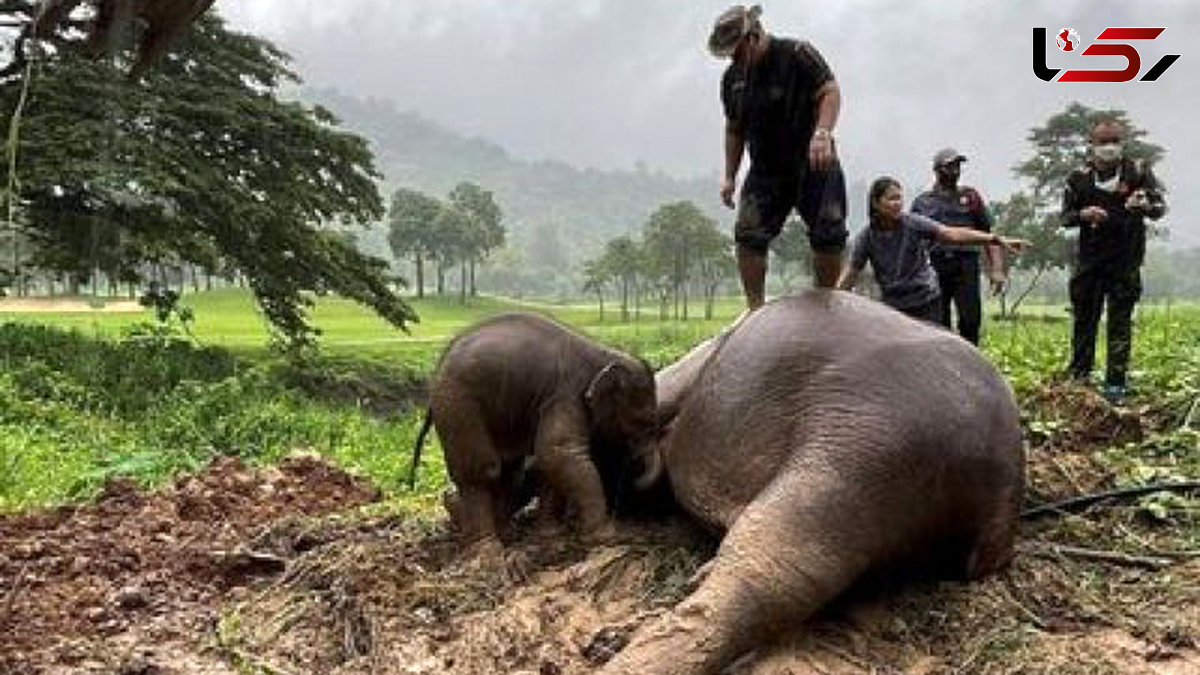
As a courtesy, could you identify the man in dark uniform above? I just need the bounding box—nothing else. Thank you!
[708,4,847,311]
[1061,119,1166,401]
[911,149,1006,345]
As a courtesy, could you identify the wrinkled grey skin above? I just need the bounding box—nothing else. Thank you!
[430,313,658,548]
[599,290,1025,675]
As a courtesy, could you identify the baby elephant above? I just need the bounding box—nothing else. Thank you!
[413,312,659,549]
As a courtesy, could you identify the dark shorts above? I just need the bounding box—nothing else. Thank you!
[734,161,849,254]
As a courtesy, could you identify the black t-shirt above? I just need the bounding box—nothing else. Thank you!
[1061,159,1165,273]
[721,37,834,177]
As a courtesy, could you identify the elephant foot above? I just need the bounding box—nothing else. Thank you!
[464,537,530,582]
[580,519,619,546]
[530,516,569,540]
[596,600,734,675]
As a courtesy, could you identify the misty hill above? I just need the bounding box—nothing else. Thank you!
[301,88,723,271]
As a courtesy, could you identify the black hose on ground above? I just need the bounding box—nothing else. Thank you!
[1021,481,1200,520]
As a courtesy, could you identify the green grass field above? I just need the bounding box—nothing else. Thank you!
[2,288,1197,514]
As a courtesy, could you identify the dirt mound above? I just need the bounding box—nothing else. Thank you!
[0,455,380,674]
[3,388,1197,674]
[210,510,1200,675]
[1023,382,1148,505]
[218,516,712,675]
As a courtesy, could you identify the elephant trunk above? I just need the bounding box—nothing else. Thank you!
[632,444,663,491]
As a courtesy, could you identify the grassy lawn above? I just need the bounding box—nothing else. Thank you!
[2,288,1197,513]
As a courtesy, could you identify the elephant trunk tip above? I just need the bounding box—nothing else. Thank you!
[634,448,664,491]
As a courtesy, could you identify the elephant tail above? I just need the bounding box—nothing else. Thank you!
[407,409,434,490]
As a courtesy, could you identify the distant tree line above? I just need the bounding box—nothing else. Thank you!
[580,201,735,321]
[387,182,506,302]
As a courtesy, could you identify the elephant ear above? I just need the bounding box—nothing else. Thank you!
[585,362,624,408]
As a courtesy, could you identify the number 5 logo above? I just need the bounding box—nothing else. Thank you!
[1033,27,1181,82]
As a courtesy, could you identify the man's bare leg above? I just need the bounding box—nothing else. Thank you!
[737,245,768,310]
[812,250,843,289]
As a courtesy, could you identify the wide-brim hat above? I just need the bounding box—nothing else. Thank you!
[708,4,762,57]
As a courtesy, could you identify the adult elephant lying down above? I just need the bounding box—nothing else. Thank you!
[599,290,1025,675]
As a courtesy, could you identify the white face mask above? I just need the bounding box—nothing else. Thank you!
[1093,142,1123,163]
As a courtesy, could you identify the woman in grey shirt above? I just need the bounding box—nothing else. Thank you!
[838,177,1028,323]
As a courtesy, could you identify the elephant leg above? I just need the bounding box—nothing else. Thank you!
[534,406,614,541]
[436,399,505,548]
[597,479,870,675]
[964,484,1021,580]
[531,484,570,537]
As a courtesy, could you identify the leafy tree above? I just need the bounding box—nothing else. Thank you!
[387,187,442,298]
[769,220,812,290]
[995,103,1168,315]
[1,8,417,345]
[581,257,611,322]
[428,203,470,299]
[1014,102,1164,205]
[447,181,505,297]
[992,193,1068,316]
[643,201,708,320]
[693,221,734,320]
[600,235,641,322]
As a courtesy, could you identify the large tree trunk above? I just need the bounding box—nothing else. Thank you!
[414,252,425,299]
[470,258,478,296]
[459,262,467,305]
[620,278,629,323]
[436,260,445,296]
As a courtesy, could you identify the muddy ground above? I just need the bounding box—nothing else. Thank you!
[2,386,1198,675]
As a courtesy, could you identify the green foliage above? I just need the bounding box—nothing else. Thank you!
[387,182,507,300]
[3,291,1197,531]
[0,8,417,346]
[583,200,734,322]
[0,321,427,512]
[995,103,1169,316]
[1013,102,1165,205]
[448,181,506,263]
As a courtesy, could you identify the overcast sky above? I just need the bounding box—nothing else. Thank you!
[219,0,1199,244]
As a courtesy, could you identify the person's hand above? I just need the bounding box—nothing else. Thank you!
[808,128,835,169]
[1080,205,1108,227]
[1125,189,1149,214]
[720,177,737,209]
[998,237,1031,255]
[989,274,1008,297]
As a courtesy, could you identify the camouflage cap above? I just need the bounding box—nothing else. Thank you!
[708,4,763,58]
[933,148,968,168]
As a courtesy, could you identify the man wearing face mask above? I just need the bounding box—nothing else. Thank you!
[708,4,847,311]
[1062,118,1166,401]
[911,149,1005,345]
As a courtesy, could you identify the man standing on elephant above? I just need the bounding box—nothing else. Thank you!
[1061,118,1166,402]
[911,149,1006,345]
[709,4,847,311]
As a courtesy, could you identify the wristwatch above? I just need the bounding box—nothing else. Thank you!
[812,127,833,141]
